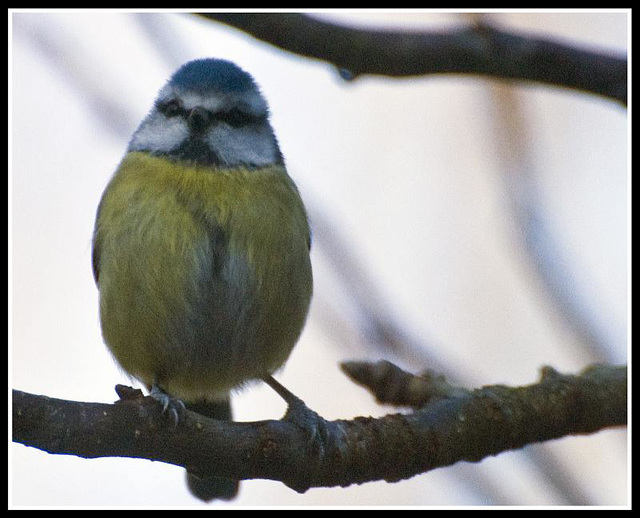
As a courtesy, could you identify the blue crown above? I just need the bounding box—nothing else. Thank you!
[168,59,256,94]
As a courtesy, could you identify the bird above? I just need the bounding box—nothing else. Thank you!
[92,58,314,501]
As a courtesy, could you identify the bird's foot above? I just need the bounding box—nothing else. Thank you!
[149,382,186,426]
[263,376,346,460]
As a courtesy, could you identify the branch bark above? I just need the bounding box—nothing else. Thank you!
[196,13,627,105]
[12,363,626,493]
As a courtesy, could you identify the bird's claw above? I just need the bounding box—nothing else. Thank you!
[264,375,346,460]
[283,397,330,457]
[150,383,186,426]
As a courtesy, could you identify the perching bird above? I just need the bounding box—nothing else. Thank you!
[92,58,313,501]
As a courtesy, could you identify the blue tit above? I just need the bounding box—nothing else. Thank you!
[92,58,313,501]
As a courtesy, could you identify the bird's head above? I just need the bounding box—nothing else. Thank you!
[128,58,283,169]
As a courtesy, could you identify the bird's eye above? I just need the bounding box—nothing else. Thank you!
[217,108,258,128]
[158,98,184,118]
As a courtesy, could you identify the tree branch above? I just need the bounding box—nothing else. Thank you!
[196,13,627,105]
[12,363,626,493]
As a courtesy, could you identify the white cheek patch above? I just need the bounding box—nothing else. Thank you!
[206,125,278,167]
[128,113,189,153]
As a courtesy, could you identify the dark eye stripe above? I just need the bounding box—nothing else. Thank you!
[214,108,264,128]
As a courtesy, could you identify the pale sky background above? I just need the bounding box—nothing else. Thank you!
[10,10,629,508]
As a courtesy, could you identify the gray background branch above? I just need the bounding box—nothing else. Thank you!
[198,13,627,105]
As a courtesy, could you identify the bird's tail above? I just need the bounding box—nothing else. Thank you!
[185,397,239,502]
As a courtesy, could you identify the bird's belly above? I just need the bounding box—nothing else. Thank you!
[100,228,311,401]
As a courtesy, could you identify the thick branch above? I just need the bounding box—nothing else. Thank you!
[12,363,626,493]
[197,13,627,105]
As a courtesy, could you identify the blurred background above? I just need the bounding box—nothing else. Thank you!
[10,10,628,507]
